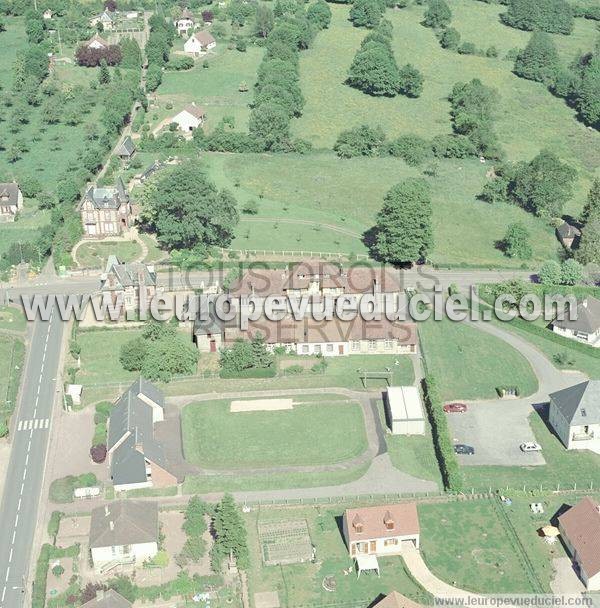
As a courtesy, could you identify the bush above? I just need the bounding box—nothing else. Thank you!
[219,367,277,379]
[284,364,304,375]
[49,473,97,504]
[457,41,476,55]
[166,56,194,70]
[90,444,107,463]
[52,564,65,577]
[334,124,386,157]
[385,134,430,165]
[422,375,462,492]
[242,200,259,214]
[47,511,64,544]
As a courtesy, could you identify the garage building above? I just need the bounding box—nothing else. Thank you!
[385,386,425,435]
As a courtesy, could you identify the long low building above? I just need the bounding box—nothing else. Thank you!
[194,313,417,357]
[385,386,425,435]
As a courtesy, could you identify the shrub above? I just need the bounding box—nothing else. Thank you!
[334,124,386,157]
[385,134,430,165]
[90,444,107,463]
[284,364,304,375]
[242,200,259,214]
[457,41,476,55]
[52,564,65,577]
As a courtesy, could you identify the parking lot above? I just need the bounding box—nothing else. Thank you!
[446,400,546,466]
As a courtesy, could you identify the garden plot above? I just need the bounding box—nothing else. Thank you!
[259,520,313,566]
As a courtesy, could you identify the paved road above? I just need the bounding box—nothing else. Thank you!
[0,304,65,608]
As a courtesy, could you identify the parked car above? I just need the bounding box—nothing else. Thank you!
[443,402,467,413]
[454,444,475,455]
[520,442,542,452]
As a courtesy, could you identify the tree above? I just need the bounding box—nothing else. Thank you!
[145,64,163,92]
[333,124,386,157]
[119,37,142,69]
[502,222,532,259]
[384,134,430,166]
[211,494,249,571]
[98,60,111,85]
[219,334,274,372]
[538,259,562,284]
[510,150,576,218]
[349,0,384,28]
[514,32,560,84]
[249,102,290,149]
[581,178,600,224]
[254,4,274,38]
[577,218,600,265]
[141,334,199,382]
[560,258,584,285]
[575,56,600,129]
[397,63,424,97]
[307,0,332,29]
[142,162,239,251]
[502,0,573,34]
[346,42,400,96]
[423,0,452,28]
[119,336,148,371]
[439,27,460,50]
[372,178,433,264]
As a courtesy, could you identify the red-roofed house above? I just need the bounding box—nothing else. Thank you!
[342,503,420,558]
[558,496,600,590]
[373,591,424,608]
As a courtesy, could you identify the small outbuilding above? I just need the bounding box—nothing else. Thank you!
[385,386,425,435]
[115,136,136,160]
[557,221,581,249]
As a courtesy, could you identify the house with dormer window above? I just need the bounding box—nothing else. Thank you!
[342,503,420,558]
[78,177,132,238]
[0,183,23,221]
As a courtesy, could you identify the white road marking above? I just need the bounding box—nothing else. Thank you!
[17,419,49,432]
[8,550,12,564]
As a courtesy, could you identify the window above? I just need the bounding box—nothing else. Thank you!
[352,341,360,351]
[326,344,334,352]
[368,340,376,350]
[302,344,309,354]
[383,538,398,547]
[314,344,321,354]
[384,339,394,350]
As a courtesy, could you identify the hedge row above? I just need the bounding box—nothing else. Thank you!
[32,544,80,608]
[219,367,277,379]
[421,375,462,492]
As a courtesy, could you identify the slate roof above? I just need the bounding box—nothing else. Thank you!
[116,136,135,157]
[549,380,600,425]
[559,496,600,579]
[557,221,581,239]
[83,177,129,210]
[0,183,21,208]
[102,256,157,290]
[179,8,194,20]
[140,160,164,181]
[107,379,168,487]
[553,296,600,335]
[89,501,158,549]
[80,589,132,608]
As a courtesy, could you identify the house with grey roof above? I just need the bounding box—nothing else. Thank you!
[556,221,581,249]
[115,136,136,160]
[107,378,177,492]
[78,177,132,238]
[101,256,159,313]
[549,380,600,452]
[89,501,158,572]
[552,296,600,347]
[80,589,132,608]
[0,183,23,222]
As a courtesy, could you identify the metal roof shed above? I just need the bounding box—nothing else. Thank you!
[385,386,425,436]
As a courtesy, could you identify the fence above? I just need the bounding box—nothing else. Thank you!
[219,248,370,261]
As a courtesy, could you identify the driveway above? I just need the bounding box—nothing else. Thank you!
[447,400,546,466]
[550,557,586,595]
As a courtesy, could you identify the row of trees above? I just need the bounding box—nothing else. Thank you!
[349,0,385,29]
[346,20,423,97]
[145,13,176,92]
[75,44,122,67]
[573,179,600,265]
[502,0,574,35]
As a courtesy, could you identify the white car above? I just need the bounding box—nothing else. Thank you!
[520,442,542,452]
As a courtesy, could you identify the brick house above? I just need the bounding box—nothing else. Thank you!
[79,177,132,238]
[101,256,158,313]
[342,503,420,558]
[0,182,23,221]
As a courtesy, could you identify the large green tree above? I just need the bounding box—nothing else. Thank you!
[349,0,384,28]
[372,178,433,264]
[514,31,561,84]
[502,0,573,34]
[502,222,532,259]
[306,0,332,29]
[211,494,249,571]
[346,42,400,96]
[577,218,600,265]
[581,178,600,224]
[142,162,239,251]
[423,0,452,28]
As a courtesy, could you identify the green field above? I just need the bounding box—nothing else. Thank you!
[204,152,560,267]
[419,499,548,593]
[0,305,27,333]
[419,317,538,400]
[293,3,600,212]
[149,45,263,133]
[75,240,143,269]
[182,394,368,468]
[0,335,25,424]
[245,505,431,607]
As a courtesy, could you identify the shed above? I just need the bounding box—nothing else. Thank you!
[385,386,425,435]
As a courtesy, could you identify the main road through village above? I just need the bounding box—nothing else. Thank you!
[0,302,65,607]
[0,265,533,605]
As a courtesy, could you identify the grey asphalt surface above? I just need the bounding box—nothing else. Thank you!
[0,303,65,607]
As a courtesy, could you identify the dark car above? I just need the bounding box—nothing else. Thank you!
[443,402,468,413]
[454,444,475,455]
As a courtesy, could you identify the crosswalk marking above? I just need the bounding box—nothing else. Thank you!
[17,419,49,431]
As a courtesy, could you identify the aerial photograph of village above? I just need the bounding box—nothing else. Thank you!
[0,0,599,605]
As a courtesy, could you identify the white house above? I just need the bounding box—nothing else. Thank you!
[343,503,420,558]
[385,386,425,435]
[43,9,53,19]
[184,30,216,55]
[89,501,158,572]
[174,8,195,35]
[0,183,23,221]
[548,380,600,453]
[558,496,600,590]
[90,11,115,31]
[552,297,600,347]
[171,103,206,132]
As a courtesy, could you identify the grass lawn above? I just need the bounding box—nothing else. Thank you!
[419,499,546,593]
[462,409,600,491]
[181,394,368,468]
[0,305,27,333]
[244,505,431,607]
[376,399,443,487]
[419,317,538,400]
[293,3,600,214]
[149,45,263,133]
[205,152,560,267]
[0,336,25,424]
[75,240,143,269]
